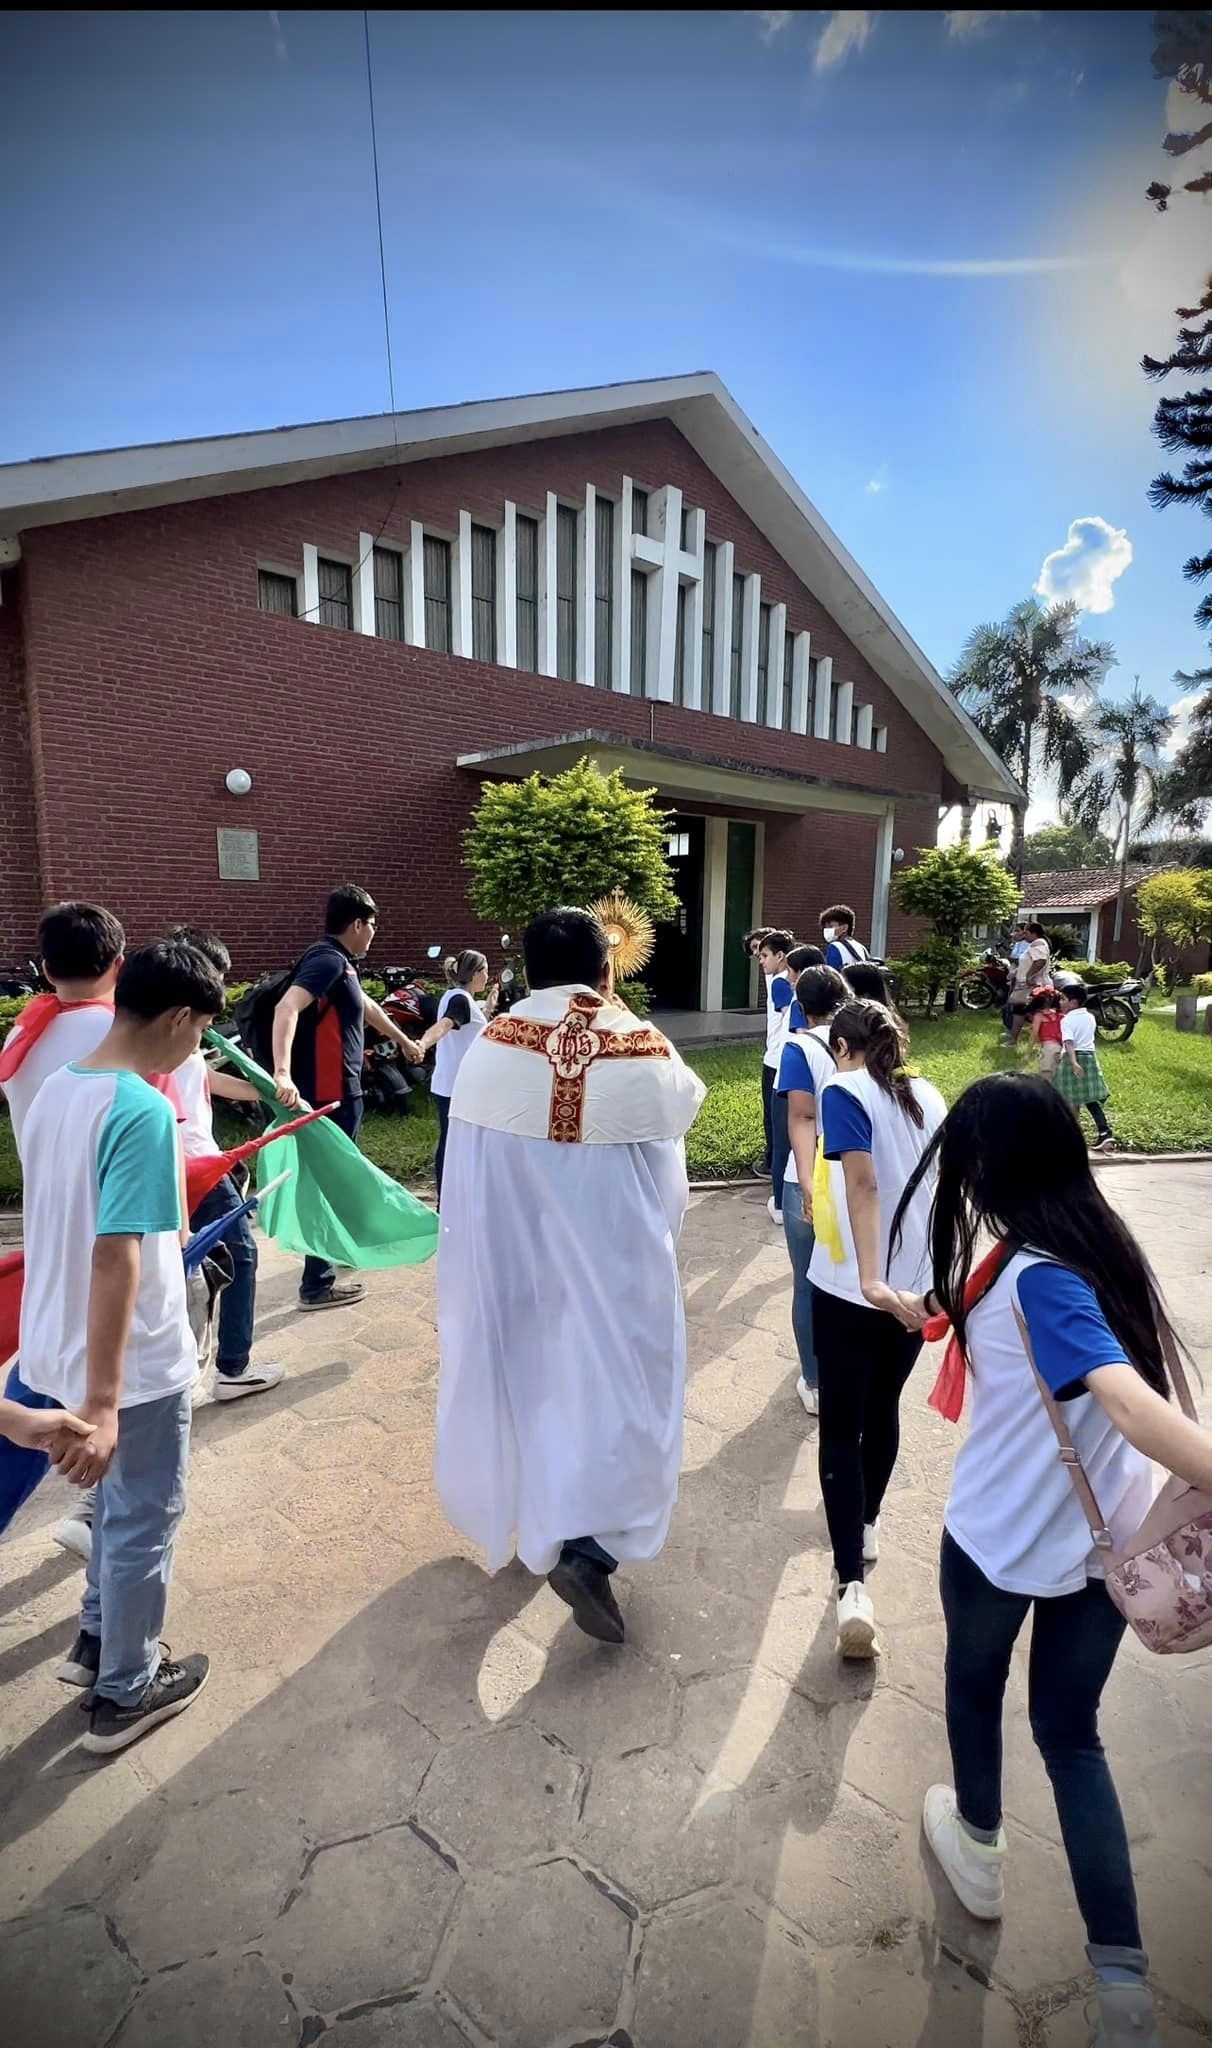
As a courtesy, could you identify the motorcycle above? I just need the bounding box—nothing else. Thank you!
[0,958,43,1000]
[361,1037,416,1115]
[495,932,525,1014]
[379,947,443,1036]
[957,950,1012,1013]
[1052,970,1143,1044]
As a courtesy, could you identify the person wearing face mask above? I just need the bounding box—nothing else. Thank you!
[819,904,870,973]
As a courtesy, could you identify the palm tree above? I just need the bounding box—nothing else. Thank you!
[1072,681,1175,945]
[950,598,1114,878]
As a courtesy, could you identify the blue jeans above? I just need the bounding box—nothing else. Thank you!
[781,1182,817,1386]
[0,1362,55,1536]
[300,1095,364,1301]
[81,1390,192,1706]
[940,1529,1145,1970]
[190,1174,256,1373]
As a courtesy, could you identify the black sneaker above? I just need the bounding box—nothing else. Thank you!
[548,1556,625,1645]
[298,1280,365,1312]
[83,1653,210,1755]
[57,1630,101,1703]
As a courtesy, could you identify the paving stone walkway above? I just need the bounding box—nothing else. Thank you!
[1,1164,1209,2048]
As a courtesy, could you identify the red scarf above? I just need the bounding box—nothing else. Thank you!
[923,1241,1012,1422]
[0,993,114,1086]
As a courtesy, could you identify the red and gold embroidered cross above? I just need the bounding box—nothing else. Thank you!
[482,992,671,1141]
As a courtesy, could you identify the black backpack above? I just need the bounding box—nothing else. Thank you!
[232,966,297,1074]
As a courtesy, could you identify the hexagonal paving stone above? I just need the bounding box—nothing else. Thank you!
[840,1686,951,1823]
[1122,1842,1212,2019]
[292,1416,401,1475]
[248,1698,437,1842]
[633,1893,817,2048]
[415,1723,581,1870]
[575,1746,735,1908]
[522,1636,680,1757]
[610,1577,758,1682]
[0,1905,137,2048]
[444,1860,631,2047]
[394,1622,543,1741]
[676,1665,831,1796]
[324,1999,476,2048]
[820,1945,1021,2048]
[111,1951,294,2048]
[272,1824,459,2012]
[108,1788,305,1971]
[739,1781,911,1949]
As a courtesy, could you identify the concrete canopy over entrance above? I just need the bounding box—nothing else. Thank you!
[457,730,907,1010]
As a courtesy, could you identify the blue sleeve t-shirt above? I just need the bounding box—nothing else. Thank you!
[1017,1263,1126,1398]
[95,1073,182,1236]
[820,1085,874,1157]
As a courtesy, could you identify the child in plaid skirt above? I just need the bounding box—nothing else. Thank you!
[1056,984,1113,1149]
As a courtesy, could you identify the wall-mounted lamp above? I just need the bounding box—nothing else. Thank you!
[225,768,254,798]
[892,846,905,863]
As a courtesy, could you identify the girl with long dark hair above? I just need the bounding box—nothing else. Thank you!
[890,1072,1212,2047]
[809,998,945,1659]
[419,950,492,1203]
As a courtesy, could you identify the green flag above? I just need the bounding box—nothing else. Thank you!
[204,1029,438,1269]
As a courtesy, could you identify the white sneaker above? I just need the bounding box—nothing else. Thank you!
[836,1580,878,1659]
[767,1195,783,1224]
[213,1362,286,1403]
[53,1488,96,1564]
[922,1784,1005,1920]
[796,1376,819,1416]
[1087,1984,1161,2047]
[862,1517,880,1564]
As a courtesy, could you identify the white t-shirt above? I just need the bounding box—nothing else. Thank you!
[808,1066,945,1306]
[1061,1007,1097,1054]
[763,971,794,1070]
[432,988,487,1100]
[1015,938,1050,987]
[946,1252,1154,1597]
[775,1025,835,1186]
[173,1048,222,1160]
[1,1004,113,1154]
[19,1064,195,1410]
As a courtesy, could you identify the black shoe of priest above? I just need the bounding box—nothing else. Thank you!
[548,1554,625,1645]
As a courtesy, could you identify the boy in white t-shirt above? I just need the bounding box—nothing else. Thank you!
[165,925,285,1403]
[758,931,795,1215]
[0,901,126,1559]
[21,938,225,1754]
[1056,982,1113,1149]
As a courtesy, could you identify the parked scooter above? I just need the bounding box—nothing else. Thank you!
[0,959,43,1000]
[1052,970,1144,1044]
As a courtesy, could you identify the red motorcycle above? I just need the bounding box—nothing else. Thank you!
[957,950,1013,1013]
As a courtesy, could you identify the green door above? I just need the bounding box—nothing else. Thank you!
[722,821,757,1009]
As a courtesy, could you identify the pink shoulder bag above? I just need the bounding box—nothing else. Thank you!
[1014,1308,1212,1655]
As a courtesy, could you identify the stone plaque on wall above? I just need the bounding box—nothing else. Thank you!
[216,827,261,882]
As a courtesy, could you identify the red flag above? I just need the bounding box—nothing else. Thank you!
[0,1107,338,1368]
[184,1102,338,1212]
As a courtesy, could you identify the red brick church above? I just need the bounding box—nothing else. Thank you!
[0,374,1020,1010]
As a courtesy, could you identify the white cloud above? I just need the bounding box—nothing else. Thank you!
[865,466,889,494]
[944,9,1038,34]
[1162,690,1206,762]
[752,9,795,37]
[1034,516,1133,616]
[815,10,872,71]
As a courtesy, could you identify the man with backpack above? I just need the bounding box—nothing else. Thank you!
[267,884,422,1311]
[819,903,871,973]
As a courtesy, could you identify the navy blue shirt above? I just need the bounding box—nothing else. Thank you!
[291,938,364,1105]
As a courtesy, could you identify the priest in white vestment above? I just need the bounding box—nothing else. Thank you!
[435,907,706,1643]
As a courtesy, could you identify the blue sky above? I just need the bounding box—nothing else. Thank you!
[4,8,1209,812]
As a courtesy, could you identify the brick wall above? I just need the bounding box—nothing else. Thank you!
[0,571,43,959]
[7,419,945,975]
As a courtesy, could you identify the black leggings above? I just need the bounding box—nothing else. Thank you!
[760,1061,775,1169]
[811,1284,922,1585]
[433,1093,451,1205]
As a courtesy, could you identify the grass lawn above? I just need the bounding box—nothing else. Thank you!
[1,1009,1209,1204]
